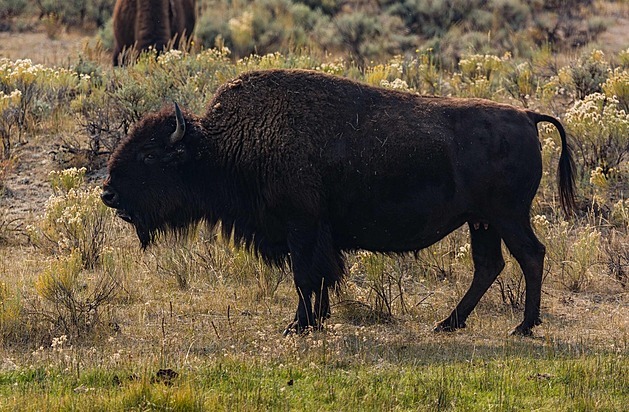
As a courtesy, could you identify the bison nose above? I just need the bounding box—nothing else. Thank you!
[101,187,120,208]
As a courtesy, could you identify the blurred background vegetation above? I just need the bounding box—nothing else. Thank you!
[0,0,621,66]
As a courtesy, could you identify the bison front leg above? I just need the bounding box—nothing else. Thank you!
[283,222,342,335]
[435,223,504,332]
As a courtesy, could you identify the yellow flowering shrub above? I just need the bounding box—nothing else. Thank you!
[564,93,629,176]
[602,68,629,112]
[454,53,508,98]
[28,168,115,269]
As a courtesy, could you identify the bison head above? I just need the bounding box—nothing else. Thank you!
[101,103,202,247]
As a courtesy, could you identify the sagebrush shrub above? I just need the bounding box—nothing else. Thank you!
[0,58,87,153]
[564,92,629,182]
[0,0,27,21]
[74,47,234,153]
[453,53,507,98]
[602,68,629,113]
[28,167,115,269]
[571,50,609,100]
[36,0,114,28]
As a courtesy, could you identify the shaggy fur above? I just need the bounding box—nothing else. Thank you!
[112,0,196,66]
[102,69,576,335]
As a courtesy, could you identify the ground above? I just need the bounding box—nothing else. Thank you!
[0,29,93,66]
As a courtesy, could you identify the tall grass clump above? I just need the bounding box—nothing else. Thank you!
[453,53,508,99]
[402,48,443,95]
[147,227,288,301]
[200,231,288,301]
[0,279,24,345]
[34,249,119,339]
[0,88,21,159]
[345,252,406,321]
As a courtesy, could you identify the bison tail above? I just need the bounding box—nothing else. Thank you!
[530,112,577,217]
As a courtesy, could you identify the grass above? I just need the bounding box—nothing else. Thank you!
[0,348,626,410]
[0,237,626,410]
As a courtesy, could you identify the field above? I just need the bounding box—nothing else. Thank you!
[0,1,628,410]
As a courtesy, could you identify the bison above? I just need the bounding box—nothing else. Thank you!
[112,0,196,66]
[101,69,576,336]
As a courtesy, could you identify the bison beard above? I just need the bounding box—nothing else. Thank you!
[101,69,576,336]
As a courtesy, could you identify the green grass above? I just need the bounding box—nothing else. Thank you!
[0,352,626,411]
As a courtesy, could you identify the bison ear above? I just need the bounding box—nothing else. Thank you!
[169,102,186,145]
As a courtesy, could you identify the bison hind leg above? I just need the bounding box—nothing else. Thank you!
[435,222,505,332]
[497,218,546,336]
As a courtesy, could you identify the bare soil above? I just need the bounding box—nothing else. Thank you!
[0,29,93,66]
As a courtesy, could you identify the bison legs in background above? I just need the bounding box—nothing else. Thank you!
[435,223,505,332]
[284,222,340,335]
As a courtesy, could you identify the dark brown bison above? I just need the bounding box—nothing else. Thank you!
[101,69,576,336]
[112,0,196,66]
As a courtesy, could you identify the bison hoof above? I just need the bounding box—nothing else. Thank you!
[282,321,315,337]
[510,318,542,337]
[434,319,466,332]
[509,326,533,337]
[510,321,541,337]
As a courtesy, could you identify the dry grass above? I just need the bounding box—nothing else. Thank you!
[2,228,626,362]
[0,229,626,409]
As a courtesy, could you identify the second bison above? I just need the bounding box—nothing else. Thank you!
[101,69,576,336]
[112,0,196,66]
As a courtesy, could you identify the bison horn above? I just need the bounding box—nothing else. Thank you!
[170,102,186,144]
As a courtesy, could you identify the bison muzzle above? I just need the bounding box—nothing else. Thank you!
[101,69,576,336]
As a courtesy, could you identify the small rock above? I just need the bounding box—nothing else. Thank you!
[73,384,95,393]
[0,358,17,372]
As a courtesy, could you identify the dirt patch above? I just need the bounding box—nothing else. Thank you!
[595,16,629,55]
[0,30,94,66]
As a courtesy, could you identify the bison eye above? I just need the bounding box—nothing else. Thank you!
[144,153,157,164]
